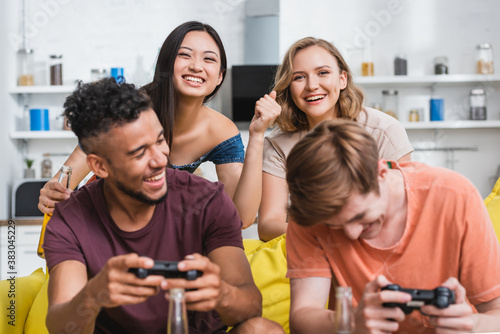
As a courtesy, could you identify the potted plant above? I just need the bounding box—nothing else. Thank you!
[24,158,35,178]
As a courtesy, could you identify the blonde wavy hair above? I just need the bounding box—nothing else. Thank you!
[273,37,364,132]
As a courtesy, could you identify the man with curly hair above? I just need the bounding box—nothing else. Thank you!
[43,78,283,334]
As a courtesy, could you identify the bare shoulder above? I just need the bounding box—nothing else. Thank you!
[204,106,240,141]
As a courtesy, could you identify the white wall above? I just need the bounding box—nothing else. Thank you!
[1,0,499,218]
[0,1,22,219]
[278,0,500,197]
[279,0,499,77]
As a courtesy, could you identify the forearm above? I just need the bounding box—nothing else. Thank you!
[216,280,262,326]
[233,133,265,229]
[46,282,100,334]
[54,145,91,190]
[258,218,288,242]
[472,310,500,332]
[290,308,335,334]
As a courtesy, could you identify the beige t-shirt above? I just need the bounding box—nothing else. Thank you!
[263,107,414,179]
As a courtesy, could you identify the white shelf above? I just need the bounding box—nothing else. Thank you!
[10,131,77,139]
[354,74,500,87]
[402,120,500,130]
[9,85,75,94]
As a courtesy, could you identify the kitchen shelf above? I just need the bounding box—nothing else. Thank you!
[402,120,500,130]
[10,131,76,139]
[354,74,500,88]
[9,85,76,94]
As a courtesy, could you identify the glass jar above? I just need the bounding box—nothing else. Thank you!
[382,90,398,119]
[17,48,35,86]
[41,153,52,178]
[90,68,108,82]
[409,109,420,122]
[394,54,407,76]
[476,43,494,74]
[470,88,487,120]
[361,44,374,76]
[434,56,449,75]
[49,55,63,85]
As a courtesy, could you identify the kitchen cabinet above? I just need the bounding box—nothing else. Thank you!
[9,85,78,181]
[9,85,76,140]
[0,223,46,280]
[354,74,500,128]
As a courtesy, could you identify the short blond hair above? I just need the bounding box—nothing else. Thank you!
[286,119,379,226]
[273,37,364,133]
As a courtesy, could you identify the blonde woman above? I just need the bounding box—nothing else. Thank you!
[258,37,413,241]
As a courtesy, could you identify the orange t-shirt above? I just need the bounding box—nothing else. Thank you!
[287,161,500,333]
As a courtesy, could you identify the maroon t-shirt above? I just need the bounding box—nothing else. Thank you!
[44,168,244,334]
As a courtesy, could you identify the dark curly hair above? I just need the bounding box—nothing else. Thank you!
[63,77,153,154]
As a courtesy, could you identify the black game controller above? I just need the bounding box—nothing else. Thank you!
[128,260,203,281]
[381,284,455,314]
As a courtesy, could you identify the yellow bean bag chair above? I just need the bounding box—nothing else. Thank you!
[244,234,290,333]
[484,177,500,241]
[0,268,47,334]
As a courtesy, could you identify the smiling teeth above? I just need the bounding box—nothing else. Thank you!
[306,95,325,101]
[146,171,165,182]
[184,76,204,84]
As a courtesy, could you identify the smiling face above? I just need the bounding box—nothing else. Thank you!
[323,189,389,241]
[100,108,170,205]
[289,45,347,127]
[173,30,223,100]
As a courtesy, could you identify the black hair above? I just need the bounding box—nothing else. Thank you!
[142,21,227,147]
[63,77,153,154]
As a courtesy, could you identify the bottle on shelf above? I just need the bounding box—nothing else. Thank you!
[17,48,35,86]
[470,88,487,120]
[41,153,52,178]
[382,90,398,119]
[434,56,449,75]
[37,165,72,258]
[334,286,355,334]
[476,43,494,74]
[361,43,374,77]
[167,288,189,334]
[49,55,63,85]
[91,68,108,82]
[409,109,420,122]
[394,54,407,76]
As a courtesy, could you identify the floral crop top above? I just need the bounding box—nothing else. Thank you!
[170,133,245,174]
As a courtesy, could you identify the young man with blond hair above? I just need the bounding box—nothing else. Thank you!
[285,119,500,333]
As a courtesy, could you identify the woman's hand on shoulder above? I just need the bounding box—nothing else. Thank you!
[38,179,72,214]
[249,91,281,136]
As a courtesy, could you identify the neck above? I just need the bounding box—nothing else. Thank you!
[174,96,205,134]
[305,106,339,130]
[370,169,408,248]
[103,181,156,232]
